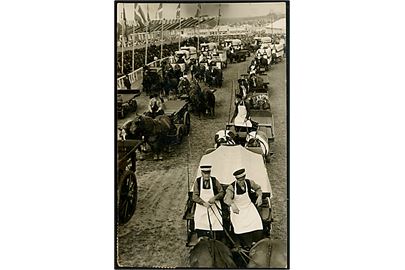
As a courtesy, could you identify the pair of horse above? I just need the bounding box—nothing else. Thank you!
[189,237,287,268]
[119,114,175,161]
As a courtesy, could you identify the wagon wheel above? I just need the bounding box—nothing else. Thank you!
[117,170,137,225]
[183,111,191,135]
[176,124,185,143]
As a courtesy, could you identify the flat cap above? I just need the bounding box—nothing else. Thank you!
[200,165,212,172]
[233,168,246,178]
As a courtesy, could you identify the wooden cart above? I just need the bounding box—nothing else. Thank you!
[117,139,143,225]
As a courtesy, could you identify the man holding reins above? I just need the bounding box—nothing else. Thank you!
[192,165,225,240]
[224,168,263,249]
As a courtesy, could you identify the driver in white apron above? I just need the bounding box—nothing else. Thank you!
[224,168,263,249]
[231,94,252,129]
[192,165,225,240]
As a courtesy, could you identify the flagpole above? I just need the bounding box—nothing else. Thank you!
[217,4,221,44]
[197,18,200,54]
[121,4,125,75]
[160,18,163,59]
[178,16,181,50]
[132,18,135,71]
[145,4,149,65]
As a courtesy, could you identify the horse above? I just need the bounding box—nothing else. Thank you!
[246,130,269,159]
[143,68,163,96]
[121,114,175,161]
[214,130,236,148]
[163,68,179,96]
[248,74,264,91]
[203,88,216,117]
[189,238,237,268]
[188,81,206,118]
[177,77,190,97]
[247,238,287,268]
[193,64,206,83]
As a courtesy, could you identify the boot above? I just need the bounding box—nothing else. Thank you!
[153,154,158,161]
[158,154,163,161]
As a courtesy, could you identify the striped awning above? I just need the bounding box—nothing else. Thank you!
[125,17,217,34]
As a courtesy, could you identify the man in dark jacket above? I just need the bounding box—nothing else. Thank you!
[224,168,263,249]
[123,74,131,90]
[193,165,225,239]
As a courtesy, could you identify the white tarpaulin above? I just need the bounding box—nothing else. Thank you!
[194,145,272,194]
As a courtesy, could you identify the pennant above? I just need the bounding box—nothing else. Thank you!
[146,4,150,23]
[157,3,163,20]
[176,3,181,19]
[195,3,201,17]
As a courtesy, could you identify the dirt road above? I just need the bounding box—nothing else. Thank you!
[116,57,287,267]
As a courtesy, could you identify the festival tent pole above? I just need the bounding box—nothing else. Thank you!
[121,4,127,75]
[145,4,150,65]
[158,3,163,60]
[196,4,201,53]
[132,4,136,72]
[217,4,221,44]
[177,3,181,50]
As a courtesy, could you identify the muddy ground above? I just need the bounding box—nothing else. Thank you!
[116,57,287,267]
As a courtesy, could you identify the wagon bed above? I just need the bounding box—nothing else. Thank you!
[117,89,141,102]
[163,99,188,116]
[250,110,275,142]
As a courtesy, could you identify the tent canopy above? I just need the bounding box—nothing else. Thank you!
[193,145,272,194]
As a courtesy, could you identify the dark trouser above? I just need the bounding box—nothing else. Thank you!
[236,230,263,249]
[196,230,225,242]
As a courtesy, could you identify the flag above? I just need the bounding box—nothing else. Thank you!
[121,5,127,40]
[195,3,201,17]
[176,3,181,19]
[217,4,221,26]
[146,4,150,23]
[157,3,163,20]
[134,3,147,27]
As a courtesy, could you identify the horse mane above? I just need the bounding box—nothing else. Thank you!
[189,239,236,268]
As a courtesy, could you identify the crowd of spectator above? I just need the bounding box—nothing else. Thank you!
[117,36,207,76]
[116,33,284,76]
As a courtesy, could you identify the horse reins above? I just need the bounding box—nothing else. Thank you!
[208,203,266,266]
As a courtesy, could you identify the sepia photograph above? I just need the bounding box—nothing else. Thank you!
[115,1,288,268]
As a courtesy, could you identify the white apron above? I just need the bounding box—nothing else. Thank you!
[194,177,223,231]
[230,181,263,234]
[234,101,252,127]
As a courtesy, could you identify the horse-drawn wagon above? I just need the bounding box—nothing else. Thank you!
[163,99,191,140]
[116,139,143,225]
[271,43,285,64]
[118,99,191,161]
[183,145,286,267]
[142,67,164,95]
[171,50,189,72]
[117,89,140,118]
[239,73,269,93]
